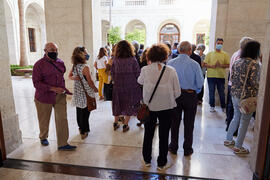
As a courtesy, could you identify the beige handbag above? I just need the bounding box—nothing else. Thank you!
[239,59,257,114]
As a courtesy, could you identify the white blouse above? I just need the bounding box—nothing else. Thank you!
[95,56,107,69]
[138,63,181,111]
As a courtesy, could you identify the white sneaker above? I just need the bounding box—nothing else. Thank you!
[145,162,151,167]
[210,107,216,112]
[157,164,170,171]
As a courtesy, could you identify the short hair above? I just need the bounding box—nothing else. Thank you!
[72,46,86,65]
[216,38,224,42]
[115,40,135,58]
[197,44,206,51]
[191,44,196,52]
[140,44,144,50]
[240,40,261,60]
[140,48,148,63]
[179,41,192,53]
[164,41,171,50]
[132,40,140,53]
[239,37,253,49]
[98,47,108,59]
[173,42,179,48]
[146,43,169,63]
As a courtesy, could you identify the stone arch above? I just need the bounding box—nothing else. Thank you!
[4,0,19,65]
[125,19,146,44]
[25,2,46,65]
[158,20,181,45]
[101,20,110,46]
[192,19,210,46]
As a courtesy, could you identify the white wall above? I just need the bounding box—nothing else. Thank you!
[4,0,45,65]
[25,3,46,65]
[100,0,212,48]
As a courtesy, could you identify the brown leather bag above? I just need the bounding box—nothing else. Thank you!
[75,66,96,111]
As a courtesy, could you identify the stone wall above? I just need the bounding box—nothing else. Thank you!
[45,0,101,93]
[213,0,270,172]
[0,0,22,154]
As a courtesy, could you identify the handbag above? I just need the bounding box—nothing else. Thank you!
[137,65,166,123]
[75,66,97,111]
[239,59,257,114]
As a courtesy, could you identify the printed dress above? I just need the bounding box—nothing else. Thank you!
[111,57,142,116]
[72,64,95,108]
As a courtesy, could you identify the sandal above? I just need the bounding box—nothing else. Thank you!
[233,147,249,154]
[123,124,130,132]
[113,122,120,131]
[224,140,235,147]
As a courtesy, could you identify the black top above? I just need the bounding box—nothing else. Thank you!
[190,53,201,68]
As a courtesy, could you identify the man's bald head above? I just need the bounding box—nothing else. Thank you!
[44,42,58,52]
[44,42,58,60]
[178,41,192,55]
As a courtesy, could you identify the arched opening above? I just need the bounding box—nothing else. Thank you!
[25,3,46,65]
[101,20,110,46]
[4,0,19,65]
[125,19,146,44]
[159,23,180,45]
[192,19,210,46]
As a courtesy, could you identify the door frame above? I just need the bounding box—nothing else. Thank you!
[253,53,270,180]
[0,111,7,166]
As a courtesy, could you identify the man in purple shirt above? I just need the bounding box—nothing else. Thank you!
[32,42,76,151]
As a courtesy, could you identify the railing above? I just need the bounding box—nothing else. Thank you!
[159,0,175,5]
[125,0,146,6]
[100,0,147,7]
[100,0,112,7]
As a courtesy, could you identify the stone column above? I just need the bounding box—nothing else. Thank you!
[0,0,22,154]
[18,0,28,66]
[45,0,100,91]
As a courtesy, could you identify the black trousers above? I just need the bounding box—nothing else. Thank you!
[226,85,234,130]
[142,109,173,167]
[76,107,90,134]
[169,92,197,154]
[197,76,205,101]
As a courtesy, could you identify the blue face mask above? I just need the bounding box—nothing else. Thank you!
[216,44,223,50]
[85,54,90,60]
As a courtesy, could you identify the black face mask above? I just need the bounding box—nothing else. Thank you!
[47,52,58,60]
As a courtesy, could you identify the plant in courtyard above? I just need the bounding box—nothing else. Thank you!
[108,26,122,45]
[125,29,145,44]
[10,64,33,76]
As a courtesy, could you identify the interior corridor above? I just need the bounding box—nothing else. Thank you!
[4,76,254,179]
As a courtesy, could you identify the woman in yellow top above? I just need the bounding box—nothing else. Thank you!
[94,47,108,100]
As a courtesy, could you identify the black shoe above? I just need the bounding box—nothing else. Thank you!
[113,122,120,130]
[184,149,193,156]
[40,139,49,146]
[168,146,177,155]
[58,144,77,151]
[123,124,130,132]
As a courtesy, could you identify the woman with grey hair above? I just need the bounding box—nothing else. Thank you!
[196,43,206,104]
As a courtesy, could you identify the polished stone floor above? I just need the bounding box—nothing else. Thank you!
[5,76,254,179]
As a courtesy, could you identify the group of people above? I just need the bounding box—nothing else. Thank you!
[32,36,261,170]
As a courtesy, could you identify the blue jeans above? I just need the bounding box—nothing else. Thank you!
[207,78,225,108]
[226,96,253,148]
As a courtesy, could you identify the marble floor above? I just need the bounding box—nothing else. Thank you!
[5,76,255,179]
